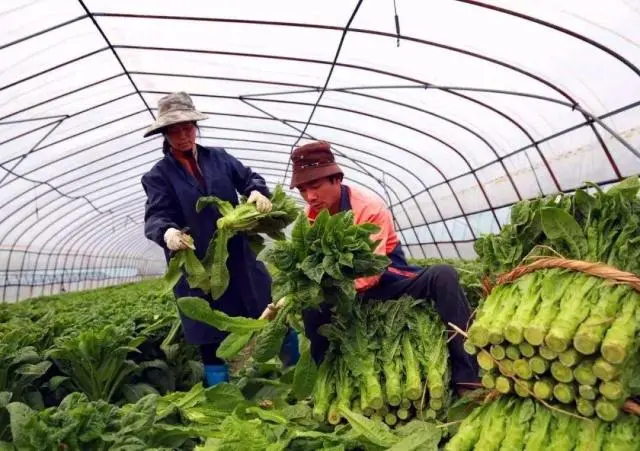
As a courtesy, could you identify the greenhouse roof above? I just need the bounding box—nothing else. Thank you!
[1,0,640,300]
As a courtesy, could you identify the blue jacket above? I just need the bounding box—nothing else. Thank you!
[142,142,272,345]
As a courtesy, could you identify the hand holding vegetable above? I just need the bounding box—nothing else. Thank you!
[164,227,195,251]
[247,190,272,213]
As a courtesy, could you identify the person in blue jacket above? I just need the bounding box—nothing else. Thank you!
[141,92,299,386]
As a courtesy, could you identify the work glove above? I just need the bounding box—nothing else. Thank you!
[164,227,195,251]
[259,296,288,321]
[247,190,272,213]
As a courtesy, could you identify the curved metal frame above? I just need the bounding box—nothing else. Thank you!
[1,4,640,300]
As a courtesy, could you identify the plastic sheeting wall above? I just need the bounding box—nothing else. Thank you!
[1,0,640,301]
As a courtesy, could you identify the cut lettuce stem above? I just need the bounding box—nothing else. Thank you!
[514,358,533,380]
[573,284,629,356]
[518,342,536,358]
[533,378,554,400]
[600,292,639,365]
[490,344,506,361]
[550,361,574,383]
[498,359,515,377]
[524,270,574,346]
[576,398,595,417]
[539,345,558,361]
[578,384,598,401]
[553,382,576,404]
[558,348,582,367]
[529,356,550,375]
[495,376,513,394]
[505,345,521,361]
[477,349,496,371]
[463,340,478,356]
[481,372,496,389]
[595,397,622,421]
[593,358,620,382]
[514,379,532,398]
[573,359,597,386]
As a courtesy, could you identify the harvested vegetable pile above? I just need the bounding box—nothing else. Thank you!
[313,296,451,427]
[466,177,640,421]
[165,184,300,298]
[445,396,640,451]
[210,210,390,364]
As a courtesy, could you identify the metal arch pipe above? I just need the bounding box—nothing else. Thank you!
[234,100,459,257]
[209,143,444,258]
[10,193,142,300]
[3,13,627,188]
[77,0,155,120]
[234,98,444,257]
[0,73,128,122]
[78,227,153,293]
[45,201,147,297]
[97,13,621,183]
[457,0,640,77]
[24,191,143,300]
[389,99,640,208]
[0,124,148,183]
[240,95,491,240]
[116,44,559,191]
[0,48,109,93]
[0,127,400,260]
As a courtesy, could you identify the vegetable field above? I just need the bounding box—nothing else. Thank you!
[2,177,640,450]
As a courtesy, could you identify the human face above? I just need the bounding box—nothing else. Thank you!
[298,177,342,214]
[165,122,197,151]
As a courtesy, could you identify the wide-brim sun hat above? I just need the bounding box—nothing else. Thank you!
[290,141,344,189]
[143,91,209,138]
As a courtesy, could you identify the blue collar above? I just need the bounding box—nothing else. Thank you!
[339,185,351,212]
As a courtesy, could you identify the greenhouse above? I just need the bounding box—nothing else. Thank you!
[1,1,639,449]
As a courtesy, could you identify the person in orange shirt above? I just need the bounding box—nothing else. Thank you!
[290,141,479,394]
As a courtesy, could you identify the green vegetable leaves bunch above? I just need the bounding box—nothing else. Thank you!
[312,296,452,428]
[474,176,640,277]
[262,210,391,315]
[164,184,300,300]
[466,176,640,422]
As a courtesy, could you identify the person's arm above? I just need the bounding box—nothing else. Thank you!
[355,205,394,292]
[141,170,182,248]
[223,150,271,198]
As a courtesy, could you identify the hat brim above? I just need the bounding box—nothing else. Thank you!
[290,163,343,189]
[143,110,209,138]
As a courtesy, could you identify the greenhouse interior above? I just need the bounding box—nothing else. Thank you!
[1,0,640,449]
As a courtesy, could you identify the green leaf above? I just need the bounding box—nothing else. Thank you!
[387,423,441,451]
[246,406,288,424]
[338,407,398,448]
[607,176,640,200]
[184,249,210,292]
[177,297,268,333]
[48,375,70,391]
[217,331,254,360]
[211,229,235,300]
[0,392,12,408]
[196,195,234,215]
[540,207,588,258]
[293,338,318,400]
[299,256,325,284]
[205,383,246,412]
[163,252,186,294]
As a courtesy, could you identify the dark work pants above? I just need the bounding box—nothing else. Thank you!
[303,264,480,388]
